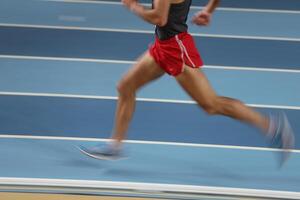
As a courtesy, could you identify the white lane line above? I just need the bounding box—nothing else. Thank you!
[0,92,300,111]
[1,177,300,199]
[0,54,136,64]
[42,0,300,14]
[0,134,299,153]
[58,15,86,22]
[1,23,300,42]
[1,54,300,73]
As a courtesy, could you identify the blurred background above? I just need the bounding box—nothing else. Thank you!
[0,0,299,199]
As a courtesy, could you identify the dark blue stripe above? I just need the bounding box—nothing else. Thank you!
[1,26,299,69]
[100,0,300,11]
[0,95,299,149]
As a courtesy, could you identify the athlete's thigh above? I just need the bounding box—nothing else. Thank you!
[175,65,217,105]
[120,51,165,90]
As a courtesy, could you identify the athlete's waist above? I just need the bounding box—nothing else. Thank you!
[155,31,190,43]
[155,23,188,40]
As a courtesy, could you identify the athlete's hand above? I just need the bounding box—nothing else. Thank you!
[122,0,138,10]
[192,9,212,26]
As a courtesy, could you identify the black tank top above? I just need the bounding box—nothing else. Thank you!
[154,0,192,40]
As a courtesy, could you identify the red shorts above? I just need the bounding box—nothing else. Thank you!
[149,32,203,76]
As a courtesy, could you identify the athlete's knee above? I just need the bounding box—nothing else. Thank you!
[203,105,219,115]
[204,96,243,116]
[116,78,136,97]
[218,96,244,115]
[200,100,219,115]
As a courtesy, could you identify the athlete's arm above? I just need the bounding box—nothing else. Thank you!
[122,0,171,26]
[192,0,220,26]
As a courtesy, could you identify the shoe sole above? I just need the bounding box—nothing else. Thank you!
[77,146,127,161]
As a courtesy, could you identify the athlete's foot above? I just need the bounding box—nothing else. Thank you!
[268,112,295,167]
[78,143,125,160]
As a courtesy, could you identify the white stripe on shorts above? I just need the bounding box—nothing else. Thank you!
[175,35,196,68]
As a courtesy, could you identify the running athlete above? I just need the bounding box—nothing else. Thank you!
[79,0,295,166]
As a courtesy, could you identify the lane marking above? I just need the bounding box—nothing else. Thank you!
[42,0,300,14]
[0,177,300,199]
[0,91,300,111]
[58,15,86,22]
[1,23,300,42]
[1,55,300,73]
[1,91,300,110]
[0,134,299,153]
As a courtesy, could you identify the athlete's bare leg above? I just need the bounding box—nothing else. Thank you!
[176,66,295,166]
[77,52,164,159]
[176,65,269,134]
[111,52,165,146]
[79,63,293,164]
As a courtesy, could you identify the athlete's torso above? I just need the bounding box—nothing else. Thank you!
[153,0,192,40]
